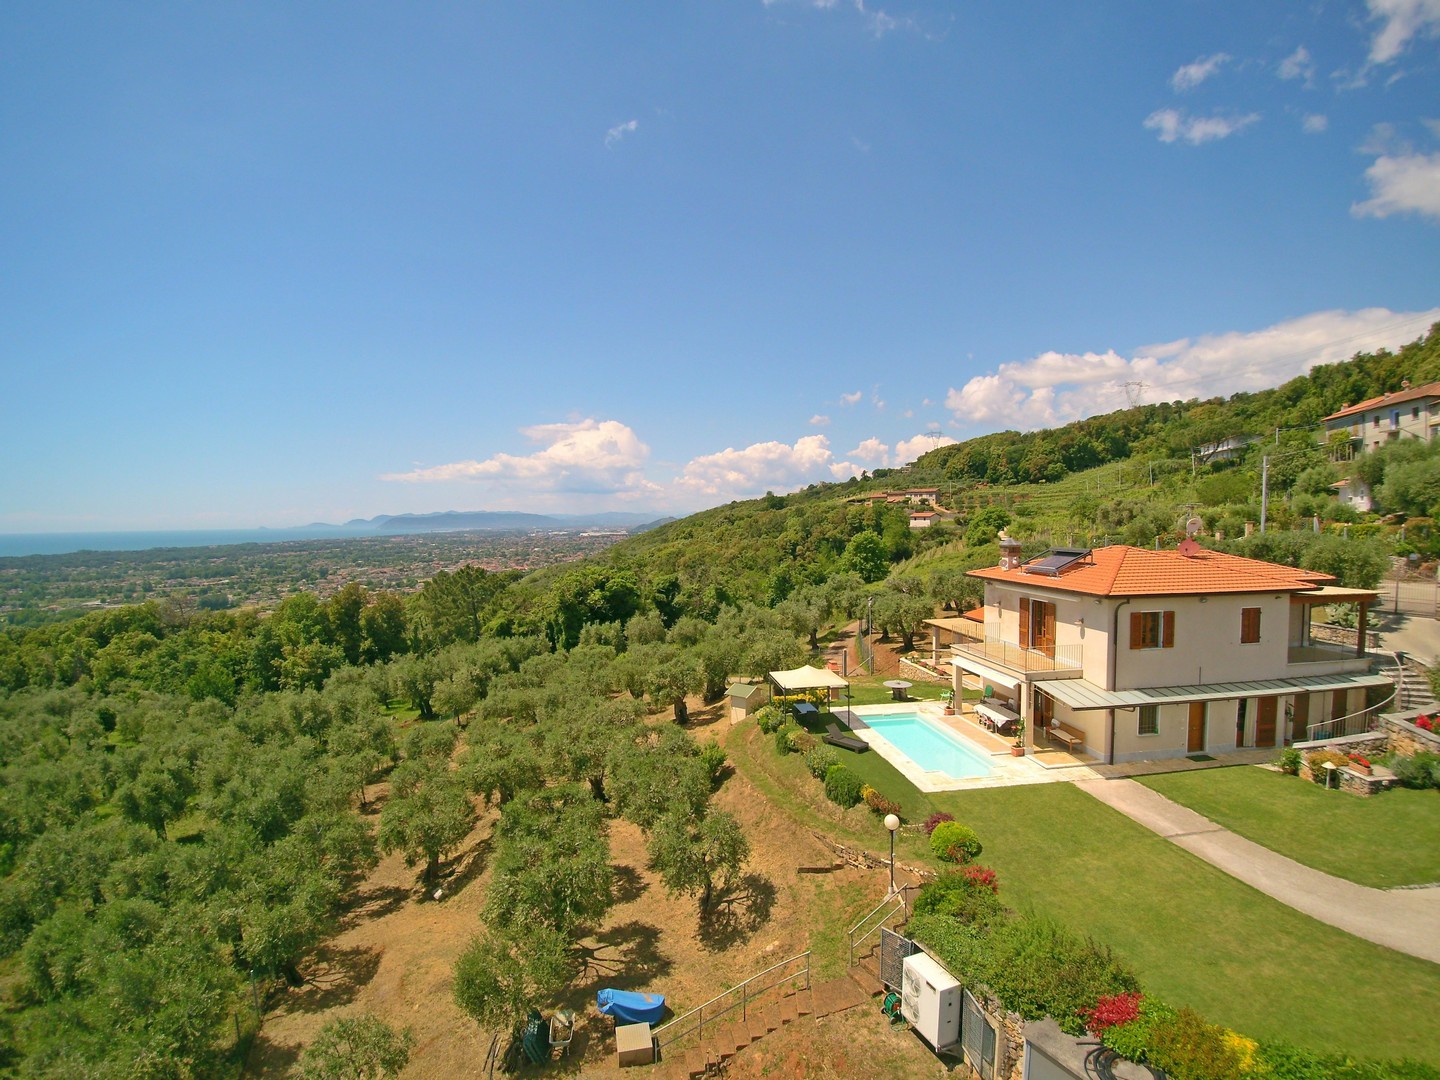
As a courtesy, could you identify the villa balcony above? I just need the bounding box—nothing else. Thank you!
[950,638,1083,678]
[1287,641,1373,672]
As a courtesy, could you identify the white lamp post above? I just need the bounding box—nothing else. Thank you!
[884,813,900,895]
[1322,761,1337,790]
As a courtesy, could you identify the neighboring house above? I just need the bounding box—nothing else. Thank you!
[1332,476,1373,513]
[1321,380,1440,453]
[1193,434,1258,465]
[909,510,940,529]
[950,539,1387,763]
[905,487,940,505]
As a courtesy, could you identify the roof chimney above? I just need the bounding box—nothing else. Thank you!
[998,530,1023,570]
[1402,379,1412,389]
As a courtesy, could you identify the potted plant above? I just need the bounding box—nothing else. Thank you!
[941,689,955,715]
[1010,723,1026,756]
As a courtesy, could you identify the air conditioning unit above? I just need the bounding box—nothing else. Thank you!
[900,951,961,1050]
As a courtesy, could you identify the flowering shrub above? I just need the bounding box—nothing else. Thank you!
[922,811,955,836]
[1416,714,1435,732]
[804,746,840,779]
[960,865,998,894]
[861,785,902,817]
[1348,752,1372,770]
[1304,748,1350,783]
[1081,991,1142,1035]
[930,821,982,863]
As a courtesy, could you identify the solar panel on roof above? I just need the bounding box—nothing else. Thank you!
[1022,548,1093,576]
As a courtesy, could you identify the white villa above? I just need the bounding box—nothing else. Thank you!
[947,537,1388,764]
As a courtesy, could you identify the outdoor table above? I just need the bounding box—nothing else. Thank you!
[883,680,913,701]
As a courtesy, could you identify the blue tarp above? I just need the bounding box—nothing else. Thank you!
[596,988,666,1025]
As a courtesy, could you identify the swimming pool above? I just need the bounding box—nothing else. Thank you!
[863,712,994,780]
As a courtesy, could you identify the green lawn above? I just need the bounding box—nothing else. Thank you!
[1136,765,1440,888]
[839,676,950,706]
[728,722,1440,1064]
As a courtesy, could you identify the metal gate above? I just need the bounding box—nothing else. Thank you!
[878,928,918,990]
[961,989,998,1080]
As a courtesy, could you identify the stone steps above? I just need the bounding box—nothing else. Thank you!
[666,988,813,1078]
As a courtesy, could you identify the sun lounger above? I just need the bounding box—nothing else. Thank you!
[824,722,869,753]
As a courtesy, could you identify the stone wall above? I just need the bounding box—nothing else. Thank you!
[1384,712,1440,757]
[1293,713,1438,796]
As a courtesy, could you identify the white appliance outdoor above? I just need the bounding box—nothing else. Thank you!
[900,951,961,1050]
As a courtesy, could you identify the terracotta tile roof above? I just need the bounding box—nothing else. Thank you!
[967,544,1334,597]
[961,606,985,622]
[1322,380,1440,422]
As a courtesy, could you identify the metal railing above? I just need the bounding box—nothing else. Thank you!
[1300,652,1399,743]
[651,950,811,1053]
[951,638,1082,674]
[848,890,909,969]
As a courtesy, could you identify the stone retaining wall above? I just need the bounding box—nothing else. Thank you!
[1293,713,1437,796]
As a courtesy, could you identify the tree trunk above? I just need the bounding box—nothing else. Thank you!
[809,628,819,650]
[424,855,440,885]
[589,774,607,802]
[674,697,689,725]
[700,876,713,914]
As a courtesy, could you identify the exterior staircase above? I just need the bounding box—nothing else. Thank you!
[663,969,885,1077]
[1394,656,1436,713]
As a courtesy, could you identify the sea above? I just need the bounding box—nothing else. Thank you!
[0,527,365,559]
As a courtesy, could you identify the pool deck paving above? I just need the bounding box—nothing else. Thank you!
[1075,776,1440,964]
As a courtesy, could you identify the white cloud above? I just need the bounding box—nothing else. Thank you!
[847,437,889,464]
[675,435,858,499]
[605,119,639,148]
[382,419,661,499]
[1144,108,1260,145]
[1426,118,1440,139]
[1302,113,1329,134]
[1171,53,1230,91]
[1352,152,1440,220]
[1366,0,1440,63]
[809,414,830,426]
[944,308,1440,431]
[840,390,863,405]
[1279,45,1315,84]
[893,432,957,463]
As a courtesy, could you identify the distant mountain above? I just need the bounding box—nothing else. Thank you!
[287,509,668,535]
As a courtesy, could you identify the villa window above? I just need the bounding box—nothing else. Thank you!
[1138,704,1159,736]
[1129,610,1175,650]
[1240,607,1261,644]
[1392,409,1401,428]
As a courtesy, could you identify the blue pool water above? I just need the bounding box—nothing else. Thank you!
[864,713,994,779]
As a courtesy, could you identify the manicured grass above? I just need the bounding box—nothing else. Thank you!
[728,722,1440,1064]
[791,712,932,821]
[840,676,949,706]
[1136,765,1440,888]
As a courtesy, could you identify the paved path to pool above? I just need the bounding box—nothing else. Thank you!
[1075,777,1440,964]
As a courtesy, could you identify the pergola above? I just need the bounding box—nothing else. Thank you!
[767,664,850,699]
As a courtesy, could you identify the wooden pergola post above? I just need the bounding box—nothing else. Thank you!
[1356,599,1369,657]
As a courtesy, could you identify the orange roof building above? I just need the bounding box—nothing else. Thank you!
[937,543,1388,771]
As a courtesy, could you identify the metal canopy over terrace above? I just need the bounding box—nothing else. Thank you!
[1041,670,1393,712]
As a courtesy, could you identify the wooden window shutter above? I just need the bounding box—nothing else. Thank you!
[1129,610,1143,649]
[1161,610,1175,649]
[1019,600,1031,647]
[1241,607,1261,644]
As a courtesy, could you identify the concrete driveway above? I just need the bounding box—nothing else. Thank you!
[1076,777,1440,964]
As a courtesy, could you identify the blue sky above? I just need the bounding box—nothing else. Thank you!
[2,1,1438,531]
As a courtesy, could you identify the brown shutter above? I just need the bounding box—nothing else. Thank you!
[1242,607,1261,643]
[1129,610,1143,650]
[1019,599,1030,647]
[1161,610,1175,649]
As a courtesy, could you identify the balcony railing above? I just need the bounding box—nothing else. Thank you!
[951,638,1082,674]
[1287,642,1367,665]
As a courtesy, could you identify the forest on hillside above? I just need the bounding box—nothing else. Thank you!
[1,328,1437,1075]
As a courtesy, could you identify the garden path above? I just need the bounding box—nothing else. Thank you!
[1075,777,1440,964]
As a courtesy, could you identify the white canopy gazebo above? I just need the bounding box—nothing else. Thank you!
[768,664,850,698]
